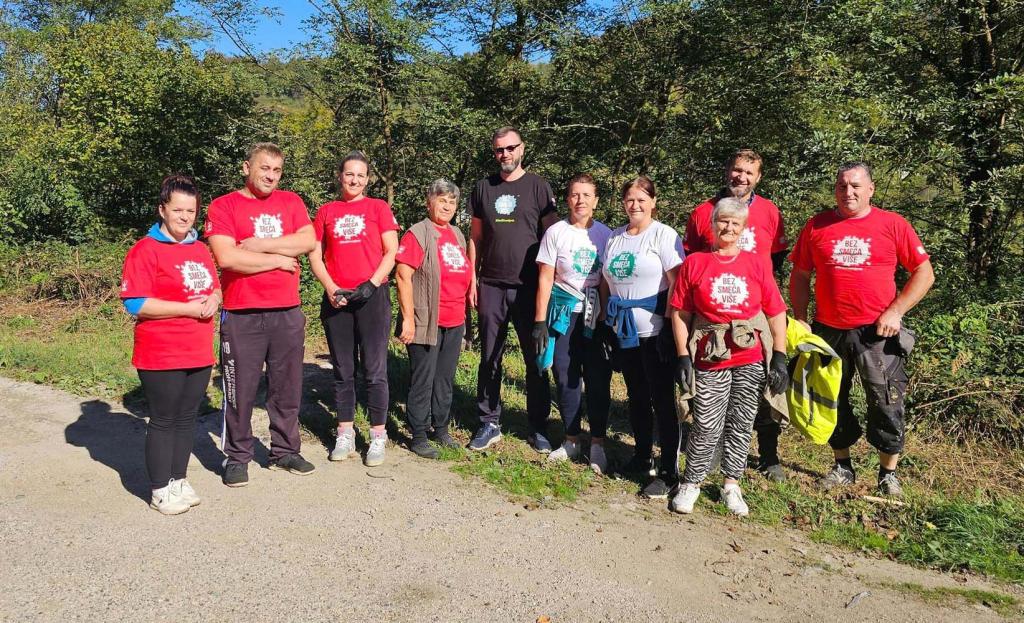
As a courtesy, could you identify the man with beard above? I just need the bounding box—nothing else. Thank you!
[683,149,789,482]
[467,126,559,452]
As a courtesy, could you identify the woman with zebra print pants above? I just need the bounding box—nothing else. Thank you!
[667,197,789,516]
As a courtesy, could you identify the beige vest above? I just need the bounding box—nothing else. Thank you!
[400,218,468,346]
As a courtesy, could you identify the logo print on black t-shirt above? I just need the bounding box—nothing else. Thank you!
[607,252,636,280]
[494,194,517,216]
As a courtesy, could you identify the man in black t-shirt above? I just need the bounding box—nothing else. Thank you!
[467,126,559,452]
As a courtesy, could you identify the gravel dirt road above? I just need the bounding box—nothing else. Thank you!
[0,376,1014,622]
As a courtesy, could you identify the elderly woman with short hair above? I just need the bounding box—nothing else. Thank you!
[395,179,474,458]
[668,197,789,517]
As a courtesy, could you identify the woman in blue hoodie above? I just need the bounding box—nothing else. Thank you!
[120,174,221,515]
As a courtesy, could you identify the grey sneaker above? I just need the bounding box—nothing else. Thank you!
[223,462,249,487]
[878,472,903,498]
[757,462,787,483]
[819,464,856,491]
[588,444,608,476]
[365,433,387,467]
[330,428,358,461]
[548,440,580,463]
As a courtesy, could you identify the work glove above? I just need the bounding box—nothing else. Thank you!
[675,355,693,390]
[338,280,377,306]
[531,321,548,357]
[767,351,790,395]
[655,327,677,363]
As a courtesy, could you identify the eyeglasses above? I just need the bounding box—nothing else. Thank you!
[493,143,521,155]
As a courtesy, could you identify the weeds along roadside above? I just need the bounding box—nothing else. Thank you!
[2,241,1024,593]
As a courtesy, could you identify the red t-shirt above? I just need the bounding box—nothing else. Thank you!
[683,194,787,258]
[313,197,400,289]
[121,237,221,370]
[789,207,930,329]
[204,190,311,310]
[396,225,472,328]
[670,251,787,370]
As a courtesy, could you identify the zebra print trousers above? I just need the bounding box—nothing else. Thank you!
[683,362,766,484]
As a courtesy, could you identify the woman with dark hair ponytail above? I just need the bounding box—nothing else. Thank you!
[120,174,222,514]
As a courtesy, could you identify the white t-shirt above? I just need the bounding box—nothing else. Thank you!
[536,219,613,312]
[602,220,684,336]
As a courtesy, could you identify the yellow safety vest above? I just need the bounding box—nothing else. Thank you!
[785,318,842,445]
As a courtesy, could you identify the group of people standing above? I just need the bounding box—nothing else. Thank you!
[121,127,934,518]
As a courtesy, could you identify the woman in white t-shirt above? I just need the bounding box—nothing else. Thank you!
[533,174,614,474]
[601,176,685,500]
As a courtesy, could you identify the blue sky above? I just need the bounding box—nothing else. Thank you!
[179,0,633,57]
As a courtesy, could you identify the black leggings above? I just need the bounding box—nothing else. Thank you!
[619,335,681,477]
[138,366,212,489]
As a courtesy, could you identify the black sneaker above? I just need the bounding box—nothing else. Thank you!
[429,428,460,449]
[410,438,440,459]
[269,453,316,476]
[642,476,674,500]
[621,455,656,478]
[223,462,249,487]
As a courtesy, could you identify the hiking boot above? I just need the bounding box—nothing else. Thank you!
[621,455,656,478]
[670,483,701,514]
[223,462,249,488]
[170,478,201,507]
[757,462,787,483]
[529,432,553,454]
[269,453,316,475]
[548,439,580,463]
[151,480,190,515]
[468,423,502,451]
[410,437,439,460]
[330,428,358,461]
[721,485,749,517]
[878,472,904,498]
[365,432,387,467]
[642,475,675,500]
[429,428,460,449]
[588,444,608,476]
[819,463,856,491]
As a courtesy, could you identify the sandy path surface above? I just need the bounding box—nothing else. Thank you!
[0,376,1013,622]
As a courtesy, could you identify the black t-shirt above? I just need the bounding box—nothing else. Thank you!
[470,172,557,286]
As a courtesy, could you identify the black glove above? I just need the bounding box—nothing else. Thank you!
[656,327,677,363]
[531,321,548,357]
[598,324,621,371]
[675,355,693,389]
[338,280,377,306]
[767,350,789,395]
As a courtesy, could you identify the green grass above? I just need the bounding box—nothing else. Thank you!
[876,581,1021,618]
[452,449,595,503]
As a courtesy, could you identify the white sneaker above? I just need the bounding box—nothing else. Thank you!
[365,432,387,467]
[170,478,201,507]
[589,444,608,476]
[670,483,701,514]
[150,480,190,515]
[722,485,749,517]
[548,440,580,463]
[330,428,358,461]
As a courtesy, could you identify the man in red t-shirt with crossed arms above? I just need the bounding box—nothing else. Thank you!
[789,162,934,497]
[206,142,317,487]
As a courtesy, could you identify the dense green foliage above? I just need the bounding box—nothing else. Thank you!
[1,0,1023,442]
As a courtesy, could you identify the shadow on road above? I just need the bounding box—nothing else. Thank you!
[64,398,232,502]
